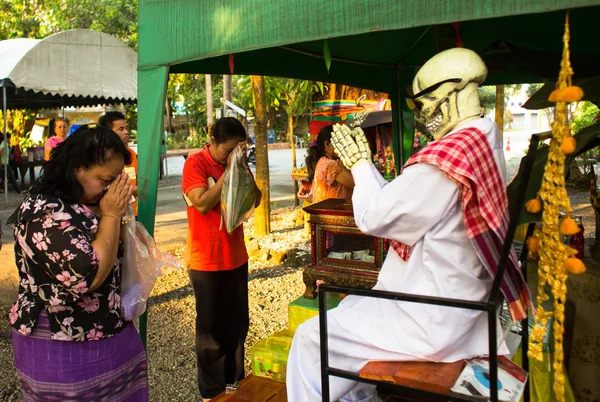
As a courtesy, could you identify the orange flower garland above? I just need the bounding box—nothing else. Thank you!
[525,13,585,402]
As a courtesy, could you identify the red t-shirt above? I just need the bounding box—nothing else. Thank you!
[181,145,248,271]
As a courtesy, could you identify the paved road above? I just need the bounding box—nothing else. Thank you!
[164,147,308,202]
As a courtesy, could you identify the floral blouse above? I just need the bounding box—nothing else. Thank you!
[7,193,125,341]
[312,157,352,204]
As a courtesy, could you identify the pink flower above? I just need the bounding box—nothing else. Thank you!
[47,295,67,313]
[108,290,121,310]
[21,200,32,211]
[52,212,72,221]
[33,199,46,214]
[32,232,50,251]
[86,327,103,341]
[18,325,31,336]
[56,271,76,287]
[9,304,18,325]
[26,274,37,293]
[71,281,88,294]
[77,295,99,312]
[58,221,71,230]
[62,317,74,326]
[62,250,76,261]
[47,304,67,313]
[49,252,61,263]
[53,330,73,341]
[16,234,34,259]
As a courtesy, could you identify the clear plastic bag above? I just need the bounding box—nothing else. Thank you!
[120,206,181,321]
[221,146,256,234]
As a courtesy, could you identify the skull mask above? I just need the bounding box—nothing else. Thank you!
[412,48,487,140]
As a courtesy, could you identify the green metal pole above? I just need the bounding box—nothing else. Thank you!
[401,98,415,165]
[391,73,403,173]
[392,69,416,169]
[137,66,169,347]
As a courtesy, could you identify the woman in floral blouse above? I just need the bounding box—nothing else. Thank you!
[8,124,148,401]
[306,125,355,204]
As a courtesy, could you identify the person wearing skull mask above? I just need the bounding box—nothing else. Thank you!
[286,48,531,402]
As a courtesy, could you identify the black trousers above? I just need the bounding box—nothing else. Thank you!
[188,263,249,398]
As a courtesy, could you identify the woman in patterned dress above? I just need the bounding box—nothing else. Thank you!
[8,124,148,401]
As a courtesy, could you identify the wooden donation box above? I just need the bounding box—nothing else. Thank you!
[302,198,385,298]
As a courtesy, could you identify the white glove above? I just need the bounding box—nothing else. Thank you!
[331,123,372,169]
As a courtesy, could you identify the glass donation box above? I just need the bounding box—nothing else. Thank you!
[302,198,386,299]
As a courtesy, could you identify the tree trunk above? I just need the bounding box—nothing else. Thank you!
[495,85,505,138]
[223,75,232,115]
[289,112,299,207]
[251,76,271,236]
[185,109,191,138]
[205,74,213,126]
[164,97,173,135]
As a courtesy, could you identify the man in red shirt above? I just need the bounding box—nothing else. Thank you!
[182,117,261,400]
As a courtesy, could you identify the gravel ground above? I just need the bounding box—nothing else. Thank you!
[145,206,309,401]
[0,205,309,402]
[0,187,597,401]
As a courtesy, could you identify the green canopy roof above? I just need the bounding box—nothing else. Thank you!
[135,0,600,345]
[139,0,600,92]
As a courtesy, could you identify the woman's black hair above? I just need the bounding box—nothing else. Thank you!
[306,125,333,182]
[31,125,131,203]
[211,117,247,144]
[48,118,68,138]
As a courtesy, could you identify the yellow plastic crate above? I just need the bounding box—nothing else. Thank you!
[288,294,344,332]
[251,330,294,383]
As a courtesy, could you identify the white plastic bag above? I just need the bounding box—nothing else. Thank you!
[221,146,256,234]
[120,206,181,321]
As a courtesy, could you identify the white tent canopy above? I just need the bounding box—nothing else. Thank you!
[0,29,137,109]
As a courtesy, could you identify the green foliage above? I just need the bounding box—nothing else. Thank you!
[526,83,544,98]
[18,135,43,150]
[236,76,287,111]
[478,86,496,112]
[1,1,324,149]
[572,101,599,134]
[165,130,206,150]
[0,0,138,49]
[167,74,226,133]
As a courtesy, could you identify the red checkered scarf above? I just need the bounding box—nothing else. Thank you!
[389,126,531,321]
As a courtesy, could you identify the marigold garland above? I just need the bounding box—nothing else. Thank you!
[526,13,585,402]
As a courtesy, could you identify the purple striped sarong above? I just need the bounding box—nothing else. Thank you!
[12,311,148,402]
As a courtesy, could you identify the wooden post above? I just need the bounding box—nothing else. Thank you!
[251,76,271,236]
[289,112,299,206]
[495,85,505,138]
[328,83,337,100]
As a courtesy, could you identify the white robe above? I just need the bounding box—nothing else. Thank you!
[287,119,510,402]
